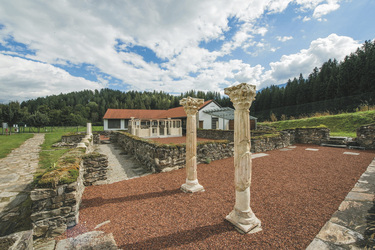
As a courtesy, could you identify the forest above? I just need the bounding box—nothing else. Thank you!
[251,40,375,120]
[0,40,374,127]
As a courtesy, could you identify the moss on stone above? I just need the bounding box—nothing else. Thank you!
[34,148,84,188]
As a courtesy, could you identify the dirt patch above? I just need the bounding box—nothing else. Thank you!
[149,136,218,144]
[59,145,375,249]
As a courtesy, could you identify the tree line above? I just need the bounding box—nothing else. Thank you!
[251,40,375,120]
[0,89,231,128]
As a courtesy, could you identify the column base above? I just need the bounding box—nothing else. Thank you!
[225,208,262,234]
[181,179,204,193]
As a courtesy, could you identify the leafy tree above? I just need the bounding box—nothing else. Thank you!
[28,111,50,132]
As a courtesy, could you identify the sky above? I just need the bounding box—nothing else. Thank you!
[0,0,374,103]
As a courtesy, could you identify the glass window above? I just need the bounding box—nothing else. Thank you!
[108,119,121,129]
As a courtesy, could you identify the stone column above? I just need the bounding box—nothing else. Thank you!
[224,83,261,234]
[86,122,92,136]
[180,97,204,193]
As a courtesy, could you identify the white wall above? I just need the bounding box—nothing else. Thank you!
[198,102,229,130]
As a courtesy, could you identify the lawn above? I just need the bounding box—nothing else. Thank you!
[0,133,34,159]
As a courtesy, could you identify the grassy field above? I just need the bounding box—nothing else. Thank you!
[261,110,375,137]
[0,133,34,159]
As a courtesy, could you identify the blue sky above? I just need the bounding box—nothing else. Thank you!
[0,0,374,103]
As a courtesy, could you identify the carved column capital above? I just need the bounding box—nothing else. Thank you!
[224,83,256,110]
[180,97,204,116]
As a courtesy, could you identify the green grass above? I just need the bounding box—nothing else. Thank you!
[260,110,375,137]
[0,133,34,159]
[39,132,70,170]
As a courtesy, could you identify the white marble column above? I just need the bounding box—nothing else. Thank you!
[86,122,92,136]
[224,83,261,234]
[180,97,205,193]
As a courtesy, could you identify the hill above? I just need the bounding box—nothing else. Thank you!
[261,110,375,138]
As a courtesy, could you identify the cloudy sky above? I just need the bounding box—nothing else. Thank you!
[0,0,374,103]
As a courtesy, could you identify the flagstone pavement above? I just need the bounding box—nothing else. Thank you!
[0,134,45,236]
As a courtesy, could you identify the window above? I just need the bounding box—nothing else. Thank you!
[211,117,218,129]
[108,119,121,129]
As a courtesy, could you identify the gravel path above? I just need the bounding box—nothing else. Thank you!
[61,144,375,249]
[95,143,152,184]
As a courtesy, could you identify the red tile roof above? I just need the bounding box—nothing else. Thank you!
[103,100,215,120]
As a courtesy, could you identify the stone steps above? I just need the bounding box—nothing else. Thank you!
[321,136,354,149]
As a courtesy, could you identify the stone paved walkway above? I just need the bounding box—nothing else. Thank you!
[0,133,45,236]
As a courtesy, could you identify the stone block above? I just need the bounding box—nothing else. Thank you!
[30,189,56,201]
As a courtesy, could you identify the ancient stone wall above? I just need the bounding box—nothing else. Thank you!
[294,127,330,145]
[61,133,100,145]
[30,162,85,239]
[82,153,109,186]
[251,131,292,153]
[356,123,375,149]
[197,129,234,142]
[115,132,234,173]
[61,134,85,144]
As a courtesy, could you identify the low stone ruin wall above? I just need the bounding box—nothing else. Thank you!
[356,123,375,149]
[61,134,85,144]
[251,131,292,153]
[197,129,234,142]
[115,132,234,173]
[293,127,330,145]
[82,152,109,186]
[61,133,100,145]
[198,127,329,147]
[30,163,85,239]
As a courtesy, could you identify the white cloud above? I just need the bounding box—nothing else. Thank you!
[0,54,103,102]
[313,1,340,19]
[260,34,360,88]
[276,36,293,42]
[0,0,358,102]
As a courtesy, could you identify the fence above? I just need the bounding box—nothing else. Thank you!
[1,126,104,135]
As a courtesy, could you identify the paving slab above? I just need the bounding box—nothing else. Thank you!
[305,148,319,151]
[0,133,45,236]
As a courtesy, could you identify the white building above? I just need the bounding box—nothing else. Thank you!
[103,100,256,137]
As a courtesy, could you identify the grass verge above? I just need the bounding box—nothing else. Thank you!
[39,132,70,171]
[0,133,33,159]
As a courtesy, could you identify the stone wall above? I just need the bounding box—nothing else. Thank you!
[115,132,234,173]
[61,134,85,144]
[82,153,109,186]
[356,123,375,149]
[61,133,100,145]
[197,129,234,142]
[197,127,329,148]
[251,131,292,153]
[30,162,85,239]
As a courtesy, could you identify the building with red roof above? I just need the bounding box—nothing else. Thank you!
[103,100,236,137]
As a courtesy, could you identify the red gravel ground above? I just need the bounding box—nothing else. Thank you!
[149,136,217,144]
[61,145,375,249]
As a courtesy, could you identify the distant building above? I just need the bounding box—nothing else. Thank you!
[103,100,257,137]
